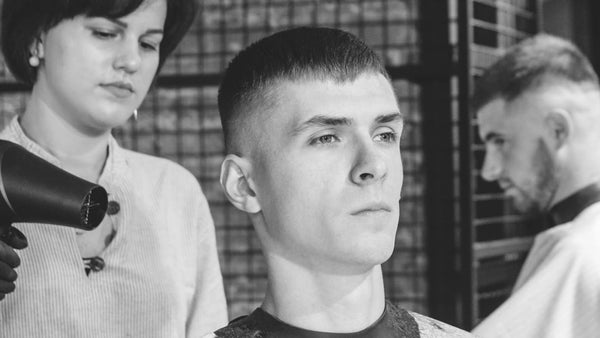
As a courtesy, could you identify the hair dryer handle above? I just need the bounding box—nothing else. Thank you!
[0,225,28,249]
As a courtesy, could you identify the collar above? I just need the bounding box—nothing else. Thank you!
[549,182,600,225]
[3,116,128,185]
[220,302,420,338]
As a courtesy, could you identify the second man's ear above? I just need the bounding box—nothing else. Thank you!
[220,154,261,214]
[546,109,571,149]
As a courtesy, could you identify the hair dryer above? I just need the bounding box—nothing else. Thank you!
[0,140,108,249]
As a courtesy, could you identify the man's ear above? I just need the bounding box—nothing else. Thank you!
[220,154,261,214]
[545,109,571,149]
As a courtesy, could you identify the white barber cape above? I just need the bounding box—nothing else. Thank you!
[473,201,600,338]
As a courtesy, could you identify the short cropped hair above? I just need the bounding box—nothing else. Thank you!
[1,0,196,85]
[218,26,390,154]
[471,34,600,112]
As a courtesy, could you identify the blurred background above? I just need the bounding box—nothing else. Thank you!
[0,0,597,330]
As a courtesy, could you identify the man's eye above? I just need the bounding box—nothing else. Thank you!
[375,132,398,143]
[492,137,505,146]
[311,134,339,145]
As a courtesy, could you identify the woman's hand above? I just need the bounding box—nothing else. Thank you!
[0,240,20,300]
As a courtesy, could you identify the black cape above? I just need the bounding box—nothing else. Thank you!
[214,301,420,338]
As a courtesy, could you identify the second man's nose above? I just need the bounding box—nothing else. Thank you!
[481,151,502,182]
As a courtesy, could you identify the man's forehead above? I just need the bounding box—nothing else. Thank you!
[245,76,397,144]
[241,76,400,158]
[477,94,546,142]
[276,72,393,94]
[277,74,397,113]
[477,97,506,121]
[477,97,511,139]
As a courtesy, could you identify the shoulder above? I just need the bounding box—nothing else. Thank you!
[409,312,476,338]
[543,205,600,257]
[0,116,18,139]
[120,148,200,188]
[121,148,186,172]
[384,302,474,337]
[0,127,12,139]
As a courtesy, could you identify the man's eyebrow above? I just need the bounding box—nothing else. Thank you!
[375,112,403,124]
[292,115,352,135]
[106,18,164,35]
[483,131,503,142]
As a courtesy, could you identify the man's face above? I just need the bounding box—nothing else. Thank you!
[477,96,558,215]
[248,73,403,273]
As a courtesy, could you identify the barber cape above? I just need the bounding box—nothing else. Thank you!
[206,301,472,337]
[473,184,600,338]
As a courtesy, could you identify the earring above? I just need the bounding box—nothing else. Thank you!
[133,109,138,120]
[28,55,40,67]
[29,38,42,67]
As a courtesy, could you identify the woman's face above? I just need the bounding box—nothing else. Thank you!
[34,0,167,135]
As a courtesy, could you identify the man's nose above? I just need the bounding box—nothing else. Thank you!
[481,150,502,182]
[350,141,388,185]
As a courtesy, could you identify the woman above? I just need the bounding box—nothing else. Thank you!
[0,0,227,336]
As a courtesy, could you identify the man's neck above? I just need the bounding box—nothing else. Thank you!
[261,254,386,333]
[550,170,600,209]
[550,126,600,208]
[549,182,600,224]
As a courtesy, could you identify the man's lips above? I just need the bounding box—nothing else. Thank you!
[101,82,134,98]
[498,180,514,192]
[500,184,521,199]
[350,203,392,215]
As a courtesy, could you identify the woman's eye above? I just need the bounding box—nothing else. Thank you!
[92,30,117,39]
[140,41,159,51]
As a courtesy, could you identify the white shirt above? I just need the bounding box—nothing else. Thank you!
[0,117,228,337]
[473,202,600,338]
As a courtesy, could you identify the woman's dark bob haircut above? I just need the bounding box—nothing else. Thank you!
[1,0,197,85]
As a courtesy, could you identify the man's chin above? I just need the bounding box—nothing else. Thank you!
[510,196,542,217]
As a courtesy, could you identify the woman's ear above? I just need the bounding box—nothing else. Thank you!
[28,36,45,67]
[545,109,571,149]
[30,36,45,59]
[220,154,261,214]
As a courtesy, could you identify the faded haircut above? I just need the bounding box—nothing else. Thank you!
[472,33,600,113]
[218,26,390,154]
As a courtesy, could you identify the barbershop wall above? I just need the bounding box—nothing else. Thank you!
[541,0,600,74]
[0,0,427,319]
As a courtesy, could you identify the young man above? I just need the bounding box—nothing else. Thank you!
[473,34,600,337]
[210,27,471,337]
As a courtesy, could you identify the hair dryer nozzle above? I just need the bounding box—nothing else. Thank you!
[80,185,109,230]
[0,140,108,231]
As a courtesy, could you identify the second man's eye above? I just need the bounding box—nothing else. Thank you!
[491,137,505,147]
